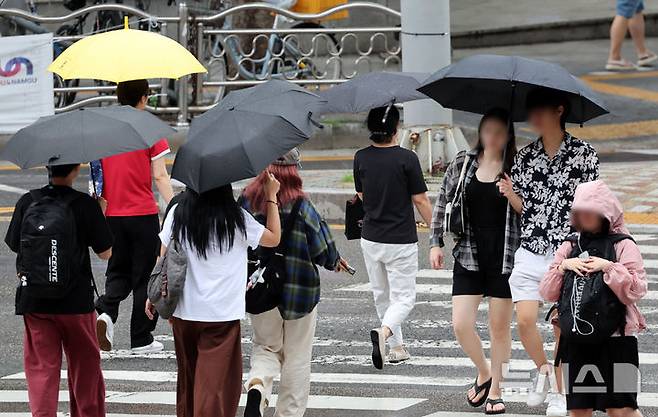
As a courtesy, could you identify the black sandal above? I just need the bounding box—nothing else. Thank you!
[466,376,492,407]
[484,398,505,415]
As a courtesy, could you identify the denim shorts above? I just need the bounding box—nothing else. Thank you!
[617,0,644,18]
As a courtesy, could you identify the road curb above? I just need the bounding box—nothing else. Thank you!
[453,13,658,49]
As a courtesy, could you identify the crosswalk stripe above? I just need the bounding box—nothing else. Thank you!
[502,391,658,408]
[640,245,658,254]
[338,282,658,300]
[1,370,471,387]
[104,337,557,357]
[415,268,658,283]
[0,415,176,417]
[0,391,426,411]
[310,353,658,368]
[423,413,535,417]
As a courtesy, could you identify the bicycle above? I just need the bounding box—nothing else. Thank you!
[189,0,341,105]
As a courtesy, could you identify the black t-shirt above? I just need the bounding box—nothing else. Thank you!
[353,145,428,244]
[5,185,113,315]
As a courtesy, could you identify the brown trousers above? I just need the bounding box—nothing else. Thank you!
[172,318,242,417]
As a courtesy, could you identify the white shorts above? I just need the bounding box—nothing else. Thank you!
[508,247,554,303]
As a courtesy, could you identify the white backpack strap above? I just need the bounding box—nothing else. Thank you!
[450,154,470,207]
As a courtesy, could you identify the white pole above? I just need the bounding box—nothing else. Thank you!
[400,0,452,127]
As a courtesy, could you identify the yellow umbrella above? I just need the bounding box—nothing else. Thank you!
[48,17,206,83]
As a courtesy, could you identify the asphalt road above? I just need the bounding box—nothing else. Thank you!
[1,170,658,416]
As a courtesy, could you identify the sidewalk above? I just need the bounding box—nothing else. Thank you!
[451,0,657,32]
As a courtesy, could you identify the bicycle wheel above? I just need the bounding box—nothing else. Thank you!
[279,22,340,84]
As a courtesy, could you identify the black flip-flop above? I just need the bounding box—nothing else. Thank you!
[484,398,505,415]
[467,376,492,407]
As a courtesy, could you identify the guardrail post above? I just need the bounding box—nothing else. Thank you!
[177,1,190,127]
[400,0,452,126]
[196,22,205,106]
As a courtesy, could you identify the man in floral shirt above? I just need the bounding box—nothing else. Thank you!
[498,87,599,416]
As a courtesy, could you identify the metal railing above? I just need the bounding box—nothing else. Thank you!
[0,1,401,126]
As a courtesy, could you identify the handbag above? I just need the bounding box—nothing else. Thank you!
[147,238,187,319]
[246,198,304,315]
[444,154,470,237]
[344,194,364,240]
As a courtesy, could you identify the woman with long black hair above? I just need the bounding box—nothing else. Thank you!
[149,176,281,417]
[430,108,520,414]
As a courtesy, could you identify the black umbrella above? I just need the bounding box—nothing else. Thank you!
[171,80,326,193]
[317,71,430,114]
[1,106,176,169]
[418,54,608,123]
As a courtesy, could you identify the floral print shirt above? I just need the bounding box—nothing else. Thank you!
[511,133,599,255]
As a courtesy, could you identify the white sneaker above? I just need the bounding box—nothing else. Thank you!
[131,340,164,354]
[638,52,658,67]
[546,393,567,416]
[387,347,411,364]
[527,371,550,407]
[96,313,114,352]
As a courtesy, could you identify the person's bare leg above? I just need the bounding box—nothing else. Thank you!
[452,295,490,403]
[609,15,630,62]
[606,407,643,417]
[570,409,594,417]
[516,301,549,369]
[628,13,650,57]
[487,297,513,413]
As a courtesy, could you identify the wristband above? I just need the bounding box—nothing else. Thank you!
[266,200,279,206]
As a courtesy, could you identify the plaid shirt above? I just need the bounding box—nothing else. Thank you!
[430,149,521,274]
[242,197,340,320]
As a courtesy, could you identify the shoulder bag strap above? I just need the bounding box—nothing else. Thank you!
[450,154,470,207]
[278,198,304,254]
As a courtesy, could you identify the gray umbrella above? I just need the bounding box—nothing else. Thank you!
[171,80,326,193]
[317,71,430,114]
[1,106,176,169]
[418,54,608,123]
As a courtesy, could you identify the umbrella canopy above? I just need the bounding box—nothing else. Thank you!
[317,71,430,114]
[48,18,206,82]
[1,106,176,169]
[418,54,608,123]
[172,80,326,193]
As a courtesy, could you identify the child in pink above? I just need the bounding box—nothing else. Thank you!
[540,180,646,416]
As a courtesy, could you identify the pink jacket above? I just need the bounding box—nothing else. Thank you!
[539,180,648,335]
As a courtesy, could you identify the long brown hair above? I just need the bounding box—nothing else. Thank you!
[243,164,306,213]
[475,108,517,174]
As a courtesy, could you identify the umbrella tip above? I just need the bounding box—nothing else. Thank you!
[124,16,129,30]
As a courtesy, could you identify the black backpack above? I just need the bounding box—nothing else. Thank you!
[18,189,84,299]
[557,233,631,344]
[245,198,304,315]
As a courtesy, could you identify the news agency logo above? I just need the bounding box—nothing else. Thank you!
[500,362,641,395]
[0,56,37,86]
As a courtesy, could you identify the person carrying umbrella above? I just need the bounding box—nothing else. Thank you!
[497,88,599,416]
[353,105,434,369]
[4,163,113,417]
[148,176,282,417]
[0,101,173,417]
[240,148,347,417]
[430,108,519,415]
[419,55,607,416]
[94,79,175,354]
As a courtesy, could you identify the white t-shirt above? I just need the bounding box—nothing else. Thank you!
[159,204,265,322]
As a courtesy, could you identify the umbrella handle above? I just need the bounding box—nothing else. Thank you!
[308,112,324,129]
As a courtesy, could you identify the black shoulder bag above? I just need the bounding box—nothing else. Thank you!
[246,198,304,315]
